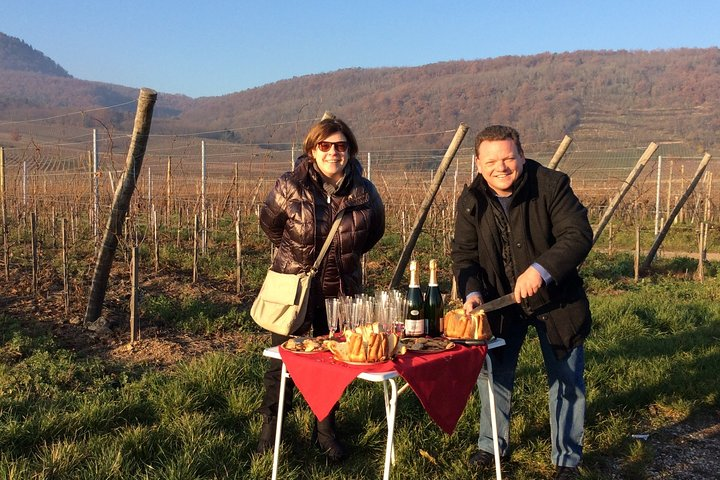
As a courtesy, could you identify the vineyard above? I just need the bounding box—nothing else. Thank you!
[1,99,719,480]
[0,96,716,324]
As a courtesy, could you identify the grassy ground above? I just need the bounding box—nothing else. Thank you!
[1,251,719,479]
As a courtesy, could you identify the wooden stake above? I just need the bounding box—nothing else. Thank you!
[166,156,172,222]
[31,211,38,294]
[547,135,573,170]
[62,218,69,317]
[703,172,711,223]
[249,177,264,217]
[642,153,712,272]
[679,164,686,222]
[192,214,199,284]
[235,209,242,295]
[84,88,157,324]
[634,221,640,283]
[592,142,658,246]
[71,206,76,245]
[51,206,57,249]
[0,146,8,281]
[153,205,159,273]
[176,205,182,248]
[666,159,673,219]
[697,222,705,282]
[390,123,469,289]
[130,246,139,343]
[92,130,99,244]
[201,141,207,254]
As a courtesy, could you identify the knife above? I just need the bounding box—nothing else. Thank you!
[469,292,517,316]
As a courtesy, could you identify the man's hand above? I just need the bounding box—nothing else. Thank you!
[513,265,544,303]
[463,292,482,315]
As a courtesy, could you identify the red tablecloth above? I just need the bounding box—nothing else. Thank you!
[278,349,394,423]
[278,343,487,434]
[393,344,487,434]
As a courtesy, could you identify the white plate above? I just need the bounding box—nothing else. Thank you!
[281,339,328,354]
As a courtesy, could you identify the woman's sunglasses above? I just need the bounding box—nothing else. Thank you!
[316,141,348,153]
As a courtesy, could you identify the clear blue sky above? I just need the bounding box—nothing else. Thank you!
[4,0,719,98]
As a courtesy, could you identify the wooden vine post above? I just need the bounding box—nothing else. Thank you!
[152,206,159,273]
[697,222,707,282]
[62,218,69,316]
[165,157,172,222]
[192,214,199,283]
[235,209,242,295]
[92,129,100,245]
[634,216,640,282]
[31,212,38,294]
[547,135,573,170]
[201,141,207,255]
[592,142,658,246]
[641,153,712,272]
[389,123,469,289]
[84,88,157,324]
[0,146,8,281]
[130,246,139,342]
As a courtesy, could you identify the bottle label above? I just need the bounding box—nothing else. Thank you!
[404,316,425,336]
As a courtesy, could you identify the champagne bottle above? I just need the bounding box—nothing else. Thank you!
[424,259,444,337]
[404,260,425,337]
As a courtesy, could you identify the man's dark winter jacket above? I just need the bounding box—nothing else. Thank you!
[452,159,592,358]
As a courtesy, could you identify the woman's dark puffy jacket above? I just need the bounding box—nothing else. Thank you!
[259,155,385,301]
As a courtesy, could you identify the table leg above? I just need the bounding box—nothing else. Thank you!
[271,363,288,480]
[382,378,398,480]
[382,381,399,464]
[484,354,502,480]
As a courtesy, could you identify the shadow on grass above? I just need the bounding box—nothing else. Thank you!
[499,280,719,478]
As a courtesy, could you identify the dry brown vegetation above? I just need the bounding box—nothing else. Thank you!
[2,31,720,154]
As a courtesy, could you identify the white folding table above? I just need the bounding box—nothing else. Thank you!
[263,336,506,480]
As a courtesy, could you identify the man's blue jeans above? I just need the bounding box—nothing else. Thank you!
[476,321,585,467]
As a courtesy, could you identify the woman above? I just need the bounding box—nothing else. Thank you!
[256,117,385,461]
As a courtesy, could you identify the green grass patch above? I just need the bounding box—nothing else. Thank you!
[1,267,719,478]
[142,294,259,335]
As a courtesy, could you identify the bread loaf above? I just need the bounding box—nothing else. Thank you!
[328,331,402,363]
[443,308,492,340]
[348,333,365,362]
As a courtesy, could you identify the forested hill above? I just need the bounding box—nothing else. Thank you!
[1,32,719,152]
[178,49,720,150]
[0,32,70,77]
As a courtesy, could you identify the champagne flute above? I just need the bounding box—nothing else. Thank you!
[325,298,339,338]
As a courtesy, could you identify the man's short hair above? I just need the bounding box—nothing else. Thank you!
[475,125,524,157]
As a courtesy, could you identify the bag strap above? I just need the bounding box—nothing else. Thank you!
[310,209,345,275]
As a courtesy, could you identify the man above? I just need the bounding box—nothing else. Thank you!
[452,125,592,480]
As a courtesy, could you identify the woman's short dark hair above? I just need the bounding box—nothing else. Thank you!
[303,118,359,159]
[474,125,524,158]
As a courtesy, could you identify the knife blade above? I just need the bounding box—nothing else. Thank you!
[469,292,517,316]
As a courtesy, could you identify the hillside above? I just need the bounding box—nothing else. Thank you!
[176,49,720,151]
[0,33,192,123]
[0,31,719,153]
[0,32,70,77]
